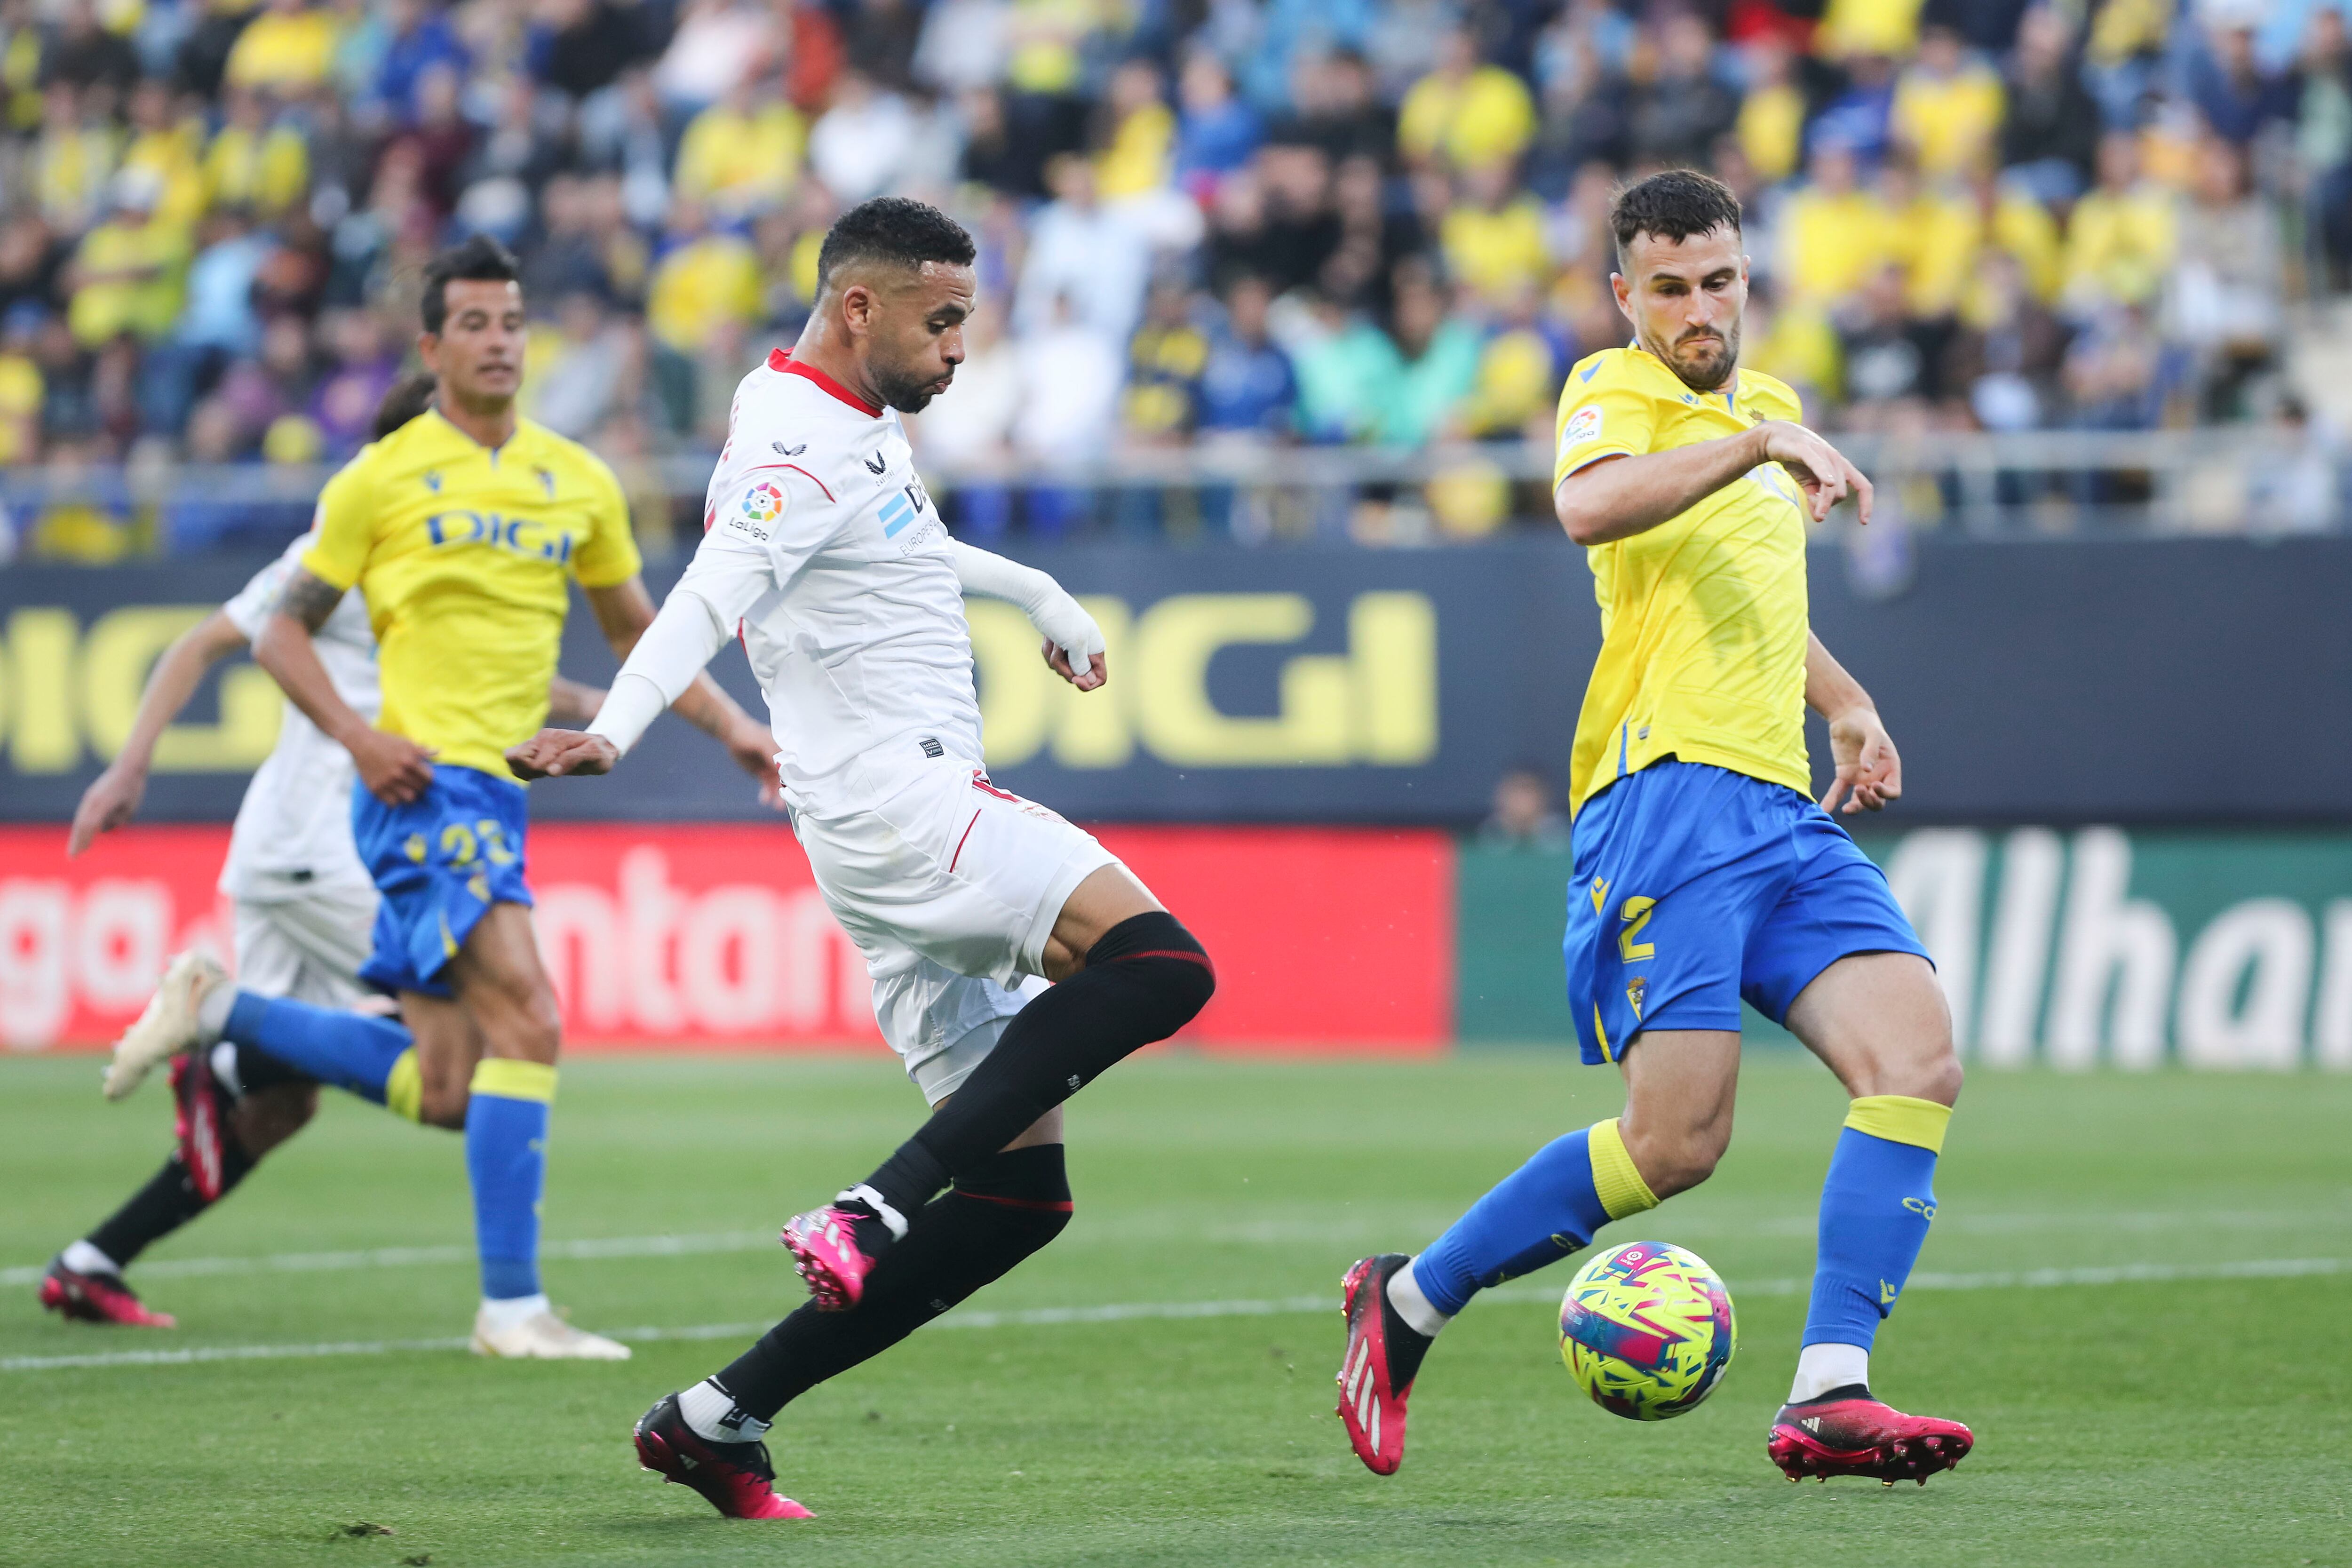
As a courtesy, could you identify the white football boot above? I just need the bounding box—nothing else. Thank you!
[470,1304,634,1361]
[103,950,228,1102]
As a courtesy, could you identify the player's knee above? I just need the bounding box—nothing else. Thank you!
[1626,1119,1730,1200]
[231,1082,318,1156]
[417,1085,469,1130]
[1086,911,1215,1032]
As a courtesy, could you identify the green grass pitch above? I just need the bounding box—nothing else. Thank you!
[2,1051,2347,1568]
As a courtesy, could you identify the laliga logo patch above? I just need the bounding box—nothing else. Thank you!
[1563,405,1602,446]
[740,481,786,523]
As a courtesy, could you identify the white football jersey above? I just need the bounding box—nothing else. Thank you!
[217,532,381,900]
[691,349,982,786]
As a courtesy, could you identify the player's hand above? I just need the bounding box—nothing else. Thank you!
[1756,421,1873,527]
[1043,639,1108,692]
[722,715,785,810]
[505,729,619,781]
[350,728,437,805]
[67,762,147,856]
[1821,706,1902,815]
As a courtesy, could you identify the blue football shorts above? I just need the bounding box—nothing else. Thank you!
[1561,759,1929,1065]
[351,763,533,998]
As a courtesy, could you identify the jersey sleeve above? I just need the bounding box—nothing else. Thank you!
[221,533,310,639]
[1553,357,1661,486]
[705,464,843,589]
[298,455,375,591]
[569,453,644,589]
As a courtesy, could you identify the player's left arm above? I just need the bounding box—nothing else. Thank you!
[1807,631,1900,816]
[581,576,779,798]
[947,540,1107,691]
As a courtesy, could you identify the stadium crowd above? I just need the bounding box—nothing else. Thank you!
[0,0,2348,554]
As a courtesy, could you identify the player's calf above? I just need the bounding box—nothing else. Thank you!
[796,914,1208,1305]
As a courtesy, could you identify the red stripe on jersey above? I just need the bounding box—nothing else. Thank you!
[767,348,882,417]
[947,808,983,874]
[735,461,836,503]
[970,771,1020,803]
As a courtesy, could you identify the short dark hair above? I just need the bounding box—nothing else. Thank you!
[1609,170,1742,262]
[373,372,438,439]
[420,235,522,334]
[815,197,976,296]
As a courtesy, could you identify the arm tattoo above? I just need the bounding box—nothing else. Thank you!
[274,567,346,632]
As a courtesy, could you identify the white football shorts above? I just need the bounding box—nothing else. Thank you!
[232,884,380,1009]
[788,744,1120,1103]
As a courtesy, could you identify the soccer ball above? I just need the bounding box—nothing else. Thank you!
[1558,1241,1737,1421]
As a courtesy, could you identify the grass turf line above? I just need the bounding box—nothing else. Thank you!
[1,1052,2347,1568]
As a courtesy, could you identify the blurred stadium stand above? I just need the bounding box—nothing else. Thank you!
[3,0,2352,562]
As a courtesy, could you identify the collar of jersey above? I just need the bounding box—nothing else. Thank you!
[768,348,882,417]
[1625,341,1740,409]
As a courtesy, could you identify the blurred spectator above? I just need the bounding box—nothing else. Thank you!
[652,0,773,116]
[372,0,468,125]
[1998,6,2100,205]
[1122,276,1204,443]
[2167,136,2283,418]
[1196,273,1297,439]
[224,0,340,98]
[2190,2,2296,147]
[1441,159,1548,306]
[309,307,397,454]
[2062,131,2178,315]
[1891,23,2003,178]
[33,82,119,231]
[66,168,188,349]
[1174,52,1258,197]
[1781,141,1894,307]
[645,198,758,353]
[674,70,806,218]
[808,69,917,204]
[0,303,44,463]
[119,78,206,233]
[529,0,641,103]
[2298,6,2352,287]
[1094,58,1173,200]
[204,87,310,215]
[1479,767,1569,851]
[1629,11,1737,169]
[1734,37,1804,185]
[1016,153,1150,349]
[2247,395,2341,533]
[1013,291,1122,475]
[1297,258,1477,446]
[1945,250,2068,433]
[41,0,139,96]
[913,0,1008,97]
[1399,26,1535,172]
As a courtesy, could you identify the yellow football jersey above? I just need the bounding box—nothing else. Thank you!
[1553,346,1812,814]
[302,409,641,778]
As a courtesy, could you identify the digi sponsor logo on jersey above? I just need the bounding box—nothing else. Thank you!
[423,509,577,564]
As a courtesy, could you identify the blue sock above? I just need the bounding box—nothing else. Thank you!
[1803,1096,1953,1352]
[224,993,421,1119]
[1414,1118,1661,1316]
[467,1059,556,1301]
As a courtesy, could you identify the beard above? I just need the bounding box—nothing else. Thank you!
[874,359,950,414]
[1651,321,1741,392]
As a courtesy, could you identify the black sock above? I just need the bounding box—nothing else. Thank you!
[84,1142,257,1271]
[227,1044,306,1095]
[720,1144,1073,1421]
[857,913,1212,1220]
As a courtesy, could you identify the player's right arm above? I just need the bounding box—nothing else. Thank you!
[254,464,436,804]
[67,610,249,856]
[506,538,776,781]
[1553,363,1873,544]
[254,567,435,805]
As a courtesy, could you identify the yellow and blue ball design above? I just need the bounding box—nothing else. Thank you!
[1558,1241,1736,1421]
